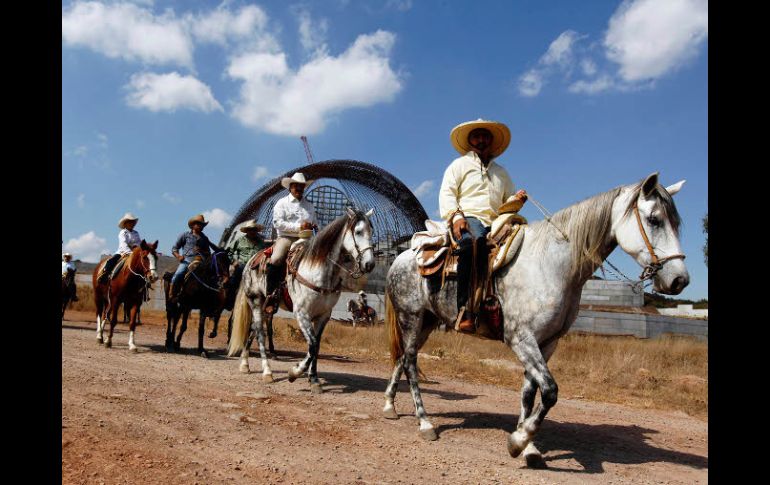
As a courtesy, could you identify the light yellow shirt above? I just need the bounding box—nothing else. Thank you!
[438,151,516,227]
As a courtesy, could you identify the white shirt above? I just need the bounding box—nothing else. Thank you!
[438,151,516,227]
[62,261,76,274]
[272,193,318,237]
[117,229,142,255]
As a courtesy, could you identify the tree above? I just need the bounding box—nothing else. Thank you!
[702,213,708,267]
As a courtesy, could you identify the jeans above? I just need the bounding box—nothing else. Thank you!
[171,260,191,285]
[456,217,490,312]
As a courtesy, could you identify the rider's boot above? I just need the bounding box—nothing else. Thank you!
[98,254,120,284]
[263,263,283,314]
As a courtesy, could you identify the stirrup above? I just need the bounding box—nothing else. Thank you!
[263,291,279,314]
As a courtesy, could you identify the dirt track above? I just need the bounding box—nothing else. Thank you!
[62,311,707,484]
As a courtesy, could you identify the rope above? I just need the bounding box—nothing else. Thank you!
[527,195,570,242]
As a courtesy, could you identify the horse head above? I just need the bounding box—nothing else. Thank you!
[139,239,159,282]
[343,207,376,275]
[613,173,689,295]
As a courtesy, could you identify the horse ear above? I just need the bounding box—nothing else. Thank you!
[365,208,374,218]
[665,180,685,196]
[140,240,148,250]
[152,240,159,249]
[641,172,659,197]
[346,207,356,219]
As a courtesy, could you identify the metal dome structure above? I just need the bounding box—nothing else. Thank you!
[220,160,429,269]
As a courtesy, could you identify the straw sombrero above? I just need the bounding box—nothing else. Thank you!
[62,253,73,260]
[118,212,139,229]
[188,214,209,229]
[281,172,314,189]
[450,119,511,158]
[239,220,265,233]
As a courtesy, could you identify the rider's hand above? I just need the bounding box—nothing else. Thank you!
[300,221,313,230]
[176,254,185,262]
[452,217,469,240]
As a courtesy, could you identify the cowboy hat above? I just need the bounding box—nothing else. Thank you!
[497,195,525,215]
[281,172,314,189]
[450,119,511,158]
[62,253,73,259]
[239,220,265,233]
[118,212,139,229]
[358,290,365,295]
[297,229,314,239]
[188,214,209,229]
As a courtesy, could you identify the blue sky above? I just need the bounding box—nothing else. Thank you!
[62,0,708,300]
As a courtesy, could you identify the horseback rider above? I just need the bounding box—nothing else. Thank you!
[169,214,222,299]
[62,253,78,301]
[98,213,142,283]
[439,119,528,333]
[228,220,267,294]
[358,290,368,310]
[264,172,318,314]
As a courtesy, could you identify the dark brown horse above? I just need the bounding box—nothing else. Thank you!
[163,250,230,358]
[62,270,76,318]
[92,240,159,351]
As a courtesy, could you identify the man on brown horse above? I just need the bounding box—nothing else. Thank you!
[439,119,528,333]
[169,214,222,300]
[98,212,142,283]
[263,172,318,314]
[62,252,78,302]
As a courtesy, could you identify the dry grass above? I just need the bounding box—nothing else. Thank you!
[268,319,707,420]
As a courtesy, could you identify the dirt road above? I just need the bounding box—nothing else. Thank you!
[62,311,707,484]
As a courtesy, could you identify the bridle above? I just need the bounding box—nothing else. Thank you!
[327,216,373,280]
[125,249,157,301]
[189,251,229,292]
[632,203,686,282]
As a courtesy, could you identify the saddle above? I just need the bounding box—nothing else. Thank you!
[250,246,273,272]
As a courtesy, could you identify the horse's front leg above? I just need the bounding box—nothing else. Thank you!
[175,311,189,351]
[382,358,405,420]
[250,305,273,382]
[266,313,275,355]
[306,315,330,394]
[198,313,208,358]
[208,312,219,339]
[287,309,317,386]
[507,334,559,461]
[127,303,139,352]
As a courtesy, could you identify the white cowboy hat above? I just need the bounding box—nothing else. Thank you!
[118,212,139,229]
[281,172,314,189]
[188,214,209,229]
[62,253,73,259]
[239,220,265,233]
[358,290,365,295]
[450,118,511,158]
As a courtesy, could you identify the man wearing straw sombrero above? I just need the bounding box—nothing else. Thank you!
[439,119,528,333]
[168,214,222,299]
[98,212,143,283]
[228,220,267,295]
[263,172,318,314]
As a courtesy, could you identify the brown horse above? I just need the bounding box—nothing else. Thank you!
[62,270,76,318]
[92,240,159,351]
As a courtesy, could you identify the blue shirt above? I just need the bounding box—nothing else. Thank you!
[172,231,218,262]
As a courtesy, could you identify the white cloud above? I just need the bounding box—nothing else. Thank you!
[297,9,328,55]
[77,193,85,208]
[228,30,403,136]
[517,70,544,98]
[64,231,108,263]
[125,72,223,113]
[568,75,615,95]
[97,133,108,147]
[136,199,146,209]
[412,180,434,198]
[186,4,273,49]
[163,192,182,204]
[203,208,233,229]
[605,0,708,82]
[541,30,582,67]
[386,0,413,11]
[580,59,597,77]
[252,165,271,182]
[73,145,88,157]
[61,1,194,68]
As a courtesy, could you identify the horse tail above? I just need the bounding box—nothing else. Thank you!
[227,287,251,357]
[386,288,403,365]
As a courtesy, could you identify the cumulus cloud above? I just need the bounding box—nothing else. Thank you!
[186,4,274,50]
[228,30,403,136]
[568,75,615,94]
[252,166,271,182]
[163,192,182,204]
[517,30,583,97]
[518,70,544,98]
[296,9,328,55]
[73,145,88,157]
[61,1,194,68]
[125,72,223,113]
[412,180,434,198]
[77,193,85,208]
[63,231,108,263]
[203,208,233,228]
[605,0,708,82]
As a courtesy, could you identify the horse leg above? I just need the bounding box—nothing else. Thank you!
[403,348,437,441]
[266,313,275,355]
[507,336,559,460]
[95,297,105,344]
[227,312,233,346]
[307,316,330,394]
[251,306,273,382]
[383,358,405,420]
[287,310,317,384]
[127,304,139,353]
[175,311,189,352]
[208,312,218,339]
[105,301,119,348]
[198,314,208,358]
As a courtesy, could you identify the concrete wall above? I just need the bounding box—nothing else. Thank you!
[572,310,707,341]
[76,274,167,311]
[579,279,644,307]
[657,304,708,318]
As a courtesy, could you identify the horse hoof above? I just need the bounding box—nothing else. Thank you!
[287,368,301,382]
[262,373,274,383]
[104,341,112,348]
[96,337,103,344]
[239,365,250,374]
[200,351,208,359]
[419,427,438,441]
[208,332,217,339]
[310,383,323,394]
[130,347,138,353]
[507,433,526,458]
[382,407,399,420]
[525,453,547,469]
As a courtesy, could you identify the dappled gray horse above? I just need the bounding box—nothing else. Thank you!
[383,173,689,466]
[228,208,376,392]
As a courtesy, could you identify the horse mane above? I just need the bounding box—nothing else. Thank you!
[303,210,366,266]
[530,180,682,281]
